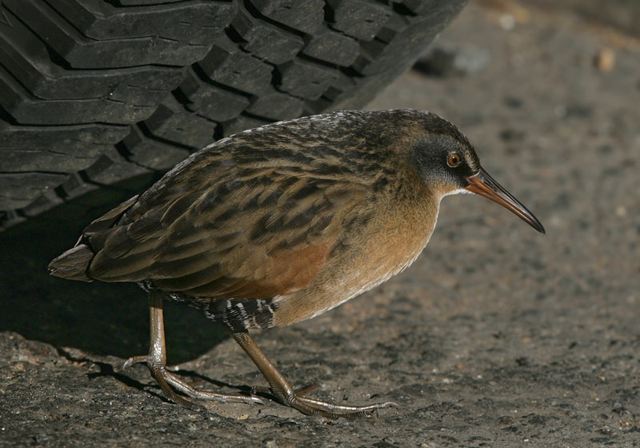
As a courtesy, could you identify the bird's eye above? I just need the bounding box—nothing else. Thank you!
[447,152,462,168]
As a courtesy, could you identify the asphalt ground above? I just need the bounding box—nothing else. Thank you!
[1,2,639,447]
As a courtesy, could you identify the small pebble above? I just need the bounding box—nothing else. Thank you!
[499,14,516,30]
[594,48,616,72]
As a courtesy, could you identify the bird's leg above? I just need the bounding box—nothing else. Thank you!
[233,332,397,418]
[121,291,262,407]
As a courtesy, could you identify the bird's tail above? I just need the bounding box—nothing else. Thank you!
[48,244,94,282]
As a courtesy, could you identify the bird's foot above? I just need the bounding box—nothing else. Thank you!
[232,332,397,418]
[119,355,263,407]
[270,387,398,419]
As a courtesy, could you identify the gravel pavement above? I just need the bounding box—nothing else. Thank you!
[1,2,639,447]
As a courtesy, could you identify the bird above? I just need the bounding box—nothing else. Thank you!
[48,109,544,418]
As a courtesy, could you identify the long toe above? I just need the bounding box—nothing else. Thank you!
[288,394,398,419]
[163,371,264,405]
[120,355,149,371]
[251,383,319,399]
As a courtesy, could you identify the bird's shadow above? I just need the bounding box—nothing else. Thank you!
[0,178,228,364]
[56,347,258,404]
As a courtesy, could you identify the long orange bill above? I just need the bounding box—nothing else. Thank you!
[465,168,545,234]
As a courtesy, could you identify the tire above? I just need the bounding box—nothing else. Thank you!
[0,0,467,230]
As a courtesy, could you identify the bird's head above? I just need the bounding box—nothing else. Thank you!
[409,111,545,234]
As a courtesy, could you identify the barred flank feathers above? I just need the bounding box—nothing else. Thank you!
[48,244,94,282]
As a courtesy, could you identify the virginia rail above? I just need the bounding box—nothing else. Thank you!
[49,110,544,418]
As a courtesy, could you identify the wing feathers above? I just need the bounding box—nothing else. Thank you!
[84,133,377,299]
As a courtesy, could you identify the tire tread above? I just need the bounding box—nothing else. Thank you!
[0,0,468,229]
